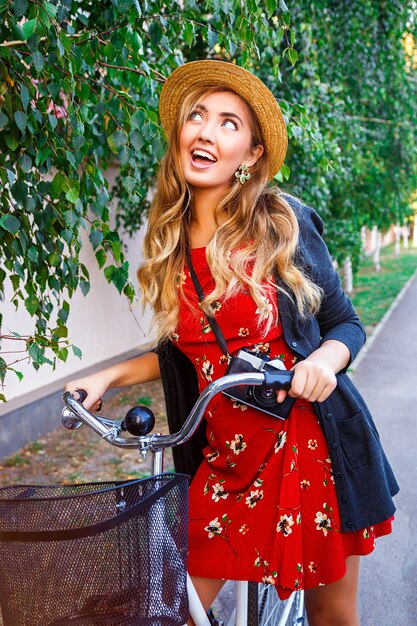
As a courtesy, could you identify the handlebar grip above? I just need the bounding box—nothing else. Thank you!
[263,370,294,390]
[75,388,88,403]
[61,389,88,431]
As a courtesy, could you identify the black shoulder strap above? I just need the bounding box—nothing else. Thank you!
[185,248,229,357]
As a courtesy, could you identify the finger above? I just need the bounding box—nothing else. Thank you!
[315,381,337,403]
[276,389,288,403]
[94,399,103,412]
[287,367,308,398]
[304,379,327,402]
[298,369,319,400]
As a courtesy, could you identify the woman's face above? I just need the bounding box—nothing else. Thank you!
[179,90,263,195]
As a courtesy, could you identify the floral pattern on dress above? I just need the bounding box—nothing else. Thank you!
[176,246,393,601]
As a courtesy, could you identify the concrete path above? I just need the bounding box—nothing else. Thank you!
[352,272,417,625]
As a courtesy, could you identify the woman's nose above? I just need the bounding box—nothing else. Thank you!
[198,123,215,143]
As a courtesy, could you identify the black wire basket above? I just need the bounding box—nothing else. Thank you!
[0,473,189,626]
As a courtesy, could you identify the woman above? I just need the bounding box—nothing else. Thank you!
[66,60,398,626]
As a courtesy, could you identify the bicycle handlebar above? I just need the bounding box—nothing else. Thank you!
[62,370,293,454]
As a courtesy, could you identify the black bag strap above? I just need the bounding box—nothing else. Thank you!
[186,248,229,357]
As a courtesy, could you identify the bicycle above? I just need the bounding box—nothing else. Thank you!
[0,370,307,626]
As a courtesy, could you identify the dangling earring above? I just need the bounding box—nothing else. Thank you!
[235,163,251,184]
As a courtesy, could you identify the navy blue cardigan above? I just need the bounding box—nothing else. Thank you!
[158,197,399,532]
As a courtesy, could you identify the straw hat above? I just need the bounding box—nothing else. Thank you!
[159,60,288,180]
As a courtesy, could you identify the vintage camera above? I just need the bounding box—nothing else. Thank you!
[223,348,295,419]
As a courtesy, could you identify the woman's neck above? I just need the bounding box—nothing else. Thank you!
[189,186,227,248]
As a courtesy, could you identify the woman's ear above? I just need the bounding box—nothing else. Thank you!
[246,144,264,167]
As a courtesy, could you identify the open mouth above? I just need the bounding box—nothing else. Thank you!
[191,149,218,168]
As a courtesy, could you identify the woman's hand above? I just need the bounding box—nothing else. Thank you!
[276,359,337,404]
[65,371,112,412]
[275,339,351,404]
[64,352,161,412]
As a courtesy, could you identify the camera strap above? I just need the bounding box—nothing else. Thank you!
[186,248,230,358]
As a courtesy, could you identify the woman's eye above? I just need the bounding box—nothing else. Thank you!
[189,110,203,121]
[222,119,238,130]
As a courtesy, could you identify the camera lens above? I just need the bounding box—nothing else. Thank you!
[252,385,277,407]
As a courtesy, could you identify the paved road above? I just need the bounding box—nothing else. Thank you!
[352,273,417,625]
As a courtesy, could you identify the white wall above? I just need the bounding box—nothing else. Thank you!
[0,168,154,412]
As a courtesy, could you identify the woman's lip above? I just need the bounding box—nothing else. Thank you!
[190,155,217,169]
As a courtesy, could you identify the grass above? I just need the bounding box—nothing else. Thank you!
[352,243,417,333]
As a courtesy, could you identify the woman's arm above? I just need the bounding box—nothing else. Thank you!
[287,196,366,364]
[277,196,364,404]
[64,351,161,411]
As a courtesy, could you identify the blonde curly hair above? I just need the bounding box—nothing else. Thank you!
[137,85,322,344]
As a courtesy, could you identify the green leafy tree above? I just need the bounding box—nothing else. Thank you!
[278,1,417,268]
[0,0,298,396]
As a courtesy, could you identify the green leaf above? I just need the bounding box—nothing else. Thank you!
[25,294,40,316]
[80,280,90,296]
[20,84,30,111]
[19,154,32,172]
[0,111,9,130]
[57,347,68,362]
[32,51,45,72]
[44,1,58,18]
[14,0,29,17]
[66,188,79,204]
[58,305,69,323]
[266,0,276,18]
[0,214,20,235]
[51,172,70,196]
[14,111,27,133]
[130,110,146,129]
[149,20,163,47]
[279,0,289,12]
[0,357,7,384]
[48,113,58,130]
[291,125,302,139]
[10,180,28,206]
[280,163,291,180]
[107,131,128,154]
[48,252,60,266]
[59,31,72,52]
[184,21,194,46]
[287,48,298,66]
[23,18,37,39]
[111,263,129,293]
[11,368,24,382]
[123,176,136,193]
[72,345,82,358]
[89,229,104,249]
[208,27,218,49]
[63,209,78,227]
[28,342,43,363]
[27,246,39,263]
[229,39,237,57]
[95,249,106,268]
[5,131,19,151]
[104,264,115,279]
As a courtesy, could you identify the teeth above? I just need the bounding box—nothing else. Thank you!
[192,149,217,162]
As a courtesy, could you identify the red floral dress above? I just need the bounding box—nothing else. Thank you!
[174,247,392,600]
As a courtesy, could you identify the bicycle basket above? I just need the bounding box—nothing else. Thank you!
[0,473,189,626]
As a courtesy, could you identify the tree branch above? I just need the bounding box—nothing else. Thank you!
[100,62,166,83]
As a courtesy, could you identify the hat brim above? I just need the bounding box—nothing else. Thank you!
[159,60,288,180]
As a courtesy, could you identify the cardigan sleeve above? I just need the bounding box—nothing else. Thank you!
[287,196,366,364]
